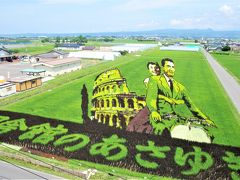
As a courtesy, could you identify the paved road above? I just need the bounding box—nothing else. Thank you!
[0,61,32,78]
[0,160,64,179]
[202,48,240,113]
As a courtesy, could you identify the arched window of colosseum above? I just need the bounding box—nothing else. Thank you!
[112,115,117,127]
[106,99,110,107]
[102,87,105,92]
[105,115,110,125]
[112,99,117,107]
[101,99,104,107]
[128,99,134,108]
[118,98,125,108]
[106,86,110,92]
[119,114,126,129]
[98,87,101,92]
[101,114,104,122]
[112,85,115,91]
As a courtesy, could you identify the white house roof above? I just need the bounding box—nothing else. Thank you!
[0,82,15,89]
[33,50,68,59]
[8,76,42,83]
[33,58,81,68]
[20,69,46,73]
[68,51,121,60]
[0,48,12,57]
[110,43,158,52]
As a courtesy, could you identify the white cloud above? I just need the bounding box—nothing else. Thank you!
[219,5,234,16]
[136,20,160,28]
[119,0,189,11]
[170,18,202,27]
[39,0,100,5]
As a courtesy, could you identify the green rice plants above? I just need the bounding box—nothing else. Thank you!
[174,146,213,175]
[0,118,27,134]
[89,134,127,161]
[18,123,68,145]
[0,115,10,122]
[222,151,240,180]
[54,134,90,152]
[135,141,170,169]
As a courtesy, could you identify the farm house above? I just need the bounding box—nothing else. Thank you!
[0,82,16,97]
[8,76,42,92]
[56,43,83,50]
[0,47,14,62]
[33,50,68,60]
[0,76,16,97]
[32,58,82,76]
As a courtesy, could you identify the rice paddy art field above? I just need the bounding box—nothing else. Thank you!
[212,53,240,83]
[1,48,240,147]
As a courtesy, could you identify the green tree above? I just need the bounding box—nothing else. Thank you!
[120,50,128,56]
[56,36,61,43]
[72,35,87,44]
[63,37,69,43]
[222,45,231,51]
[103,37,114,42]
[41,38,50,43]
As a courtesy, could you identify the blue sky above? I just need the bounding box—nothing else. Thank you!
[1,0,240,34]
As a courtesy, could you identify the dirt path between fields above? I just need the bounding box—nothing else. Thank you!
[202,48,240,114]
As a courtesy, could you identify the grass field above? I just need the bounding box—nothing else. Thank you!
[12,43,55,55]
[1,48,240,147]
[212,53,240,83]
[112,38,157,44]
[86,38,158,47]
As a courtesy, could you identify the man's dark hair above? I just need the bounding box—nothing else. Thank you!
[147,62,156,69]
[161,58,174,66]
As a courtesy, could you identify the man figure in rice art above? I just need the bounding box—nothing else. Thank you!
[127,62,160,134]
[146,58,215,141]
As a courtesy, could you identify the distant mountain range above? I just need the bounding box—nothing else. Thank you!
[1,29,240,39]
[88,29,240,39]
